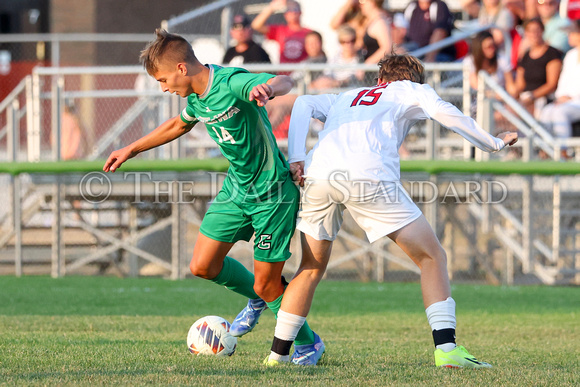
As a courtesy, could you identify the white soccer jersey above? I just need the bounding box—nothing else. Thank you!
[288,80,506,182]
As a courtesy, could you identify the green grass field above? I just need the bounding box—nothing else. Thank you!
[1,276,579,386]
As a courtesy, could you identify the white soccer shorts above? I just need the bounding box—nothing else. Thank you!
[296,179,423,243]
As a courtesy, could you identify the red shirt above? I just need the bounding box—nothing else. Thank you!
[266,25,311,63]
[569,0,580,20]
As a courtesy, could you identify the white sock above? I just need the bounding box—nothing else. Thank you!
[268,309,306,361]
[274,309,306,341]
[425,297,457,352]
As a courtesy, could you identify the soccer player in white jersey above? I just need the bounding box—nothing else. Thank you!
[264,53,518,367]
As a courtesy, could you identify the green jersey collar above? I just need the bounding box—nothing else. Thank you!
[199,64,216,100]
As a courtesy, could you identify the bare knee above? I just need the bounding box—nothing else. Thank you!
[189,255,218,279]
[253,278,284,303]
[297,260,327,284]
[416,247,447,269]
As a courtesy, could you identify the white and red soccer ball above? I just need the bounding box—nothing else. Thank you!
[187,316,237,356]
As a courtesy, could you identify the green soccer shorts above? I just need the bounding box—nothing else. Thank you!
[199,177,300,262]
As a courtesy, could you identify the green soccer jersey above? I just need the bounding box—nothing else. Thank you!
[180,65,291,204]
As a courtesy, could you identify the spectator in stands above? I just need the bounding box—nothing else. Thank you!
[404,0,456,62]
[465,30,516,134]
[359,0,393,64]
[310,25,363,90]
[304,31,327,64]
[465,30,516,93]
[539,20,580,145]
[292,31,327,82]
[391,13,410,53]
[537,0,571,52]
[252,0,311,64]
[460,0,482,19]
[505,0,530,21]
[517,0,571,58]
[60,101,84,160]
[330,0,367,52]
[514,18,562,116]
[223,14,271,65]
[478,0,517,48]
[253,0,310,139]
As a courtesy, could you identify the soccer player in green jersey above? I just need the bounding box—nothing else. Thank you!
[103,29,322,365]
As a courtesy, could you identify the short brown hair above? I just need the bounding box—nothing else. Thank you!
[140,29,198,74]
[378,53,425,84]
[523,17,544,31]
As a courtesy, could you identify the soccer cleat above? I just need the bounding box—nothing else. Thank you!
[229,298,268,337]
[434,345,492,368]
[263,356,285,367]
[290,332,325,366]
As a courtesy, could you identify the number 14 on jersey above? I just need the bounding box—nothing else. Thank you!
[212,126,236,144]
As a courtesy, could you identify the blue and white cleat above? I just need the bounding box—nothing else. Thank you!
[290,332,325,366]
[230,298,268,337]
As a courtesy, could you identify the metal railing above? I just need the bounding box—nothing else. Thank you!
[0,62,469,164]
[2,58,580,284]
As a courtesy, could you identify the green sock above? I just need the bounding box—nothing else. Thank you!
[266,294,315,346]
[209,256,258,300]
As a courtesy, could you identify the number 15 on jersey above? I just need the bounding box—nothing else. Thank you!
[350,83,389,107]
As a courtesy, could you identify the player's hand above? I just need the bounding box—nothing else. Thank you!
[497,131,518,147]
[103,146,135,173]
[249,83,273,107]
[290,161,305,187]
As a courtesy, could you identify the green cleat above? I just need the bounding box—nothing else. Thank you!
[434,345,492,368]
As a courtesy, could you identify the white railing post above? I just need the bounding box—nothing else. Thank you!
[51,75,65,278]
[522,175,533,273]
[26,73,41,162]
[475,71,486,161]
[463,60,473,160]
[220,6,232,52]
[51,36,60,67]
[171,186,182,280]
[8,99,22,277]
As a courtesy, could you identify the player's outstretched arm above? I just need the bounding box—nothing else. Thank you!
[103,116,194,172]
[413,84,514,153]
[249,75,294,107]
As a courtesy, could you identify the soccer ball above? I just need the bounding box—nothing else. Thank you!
[187,316,237,356]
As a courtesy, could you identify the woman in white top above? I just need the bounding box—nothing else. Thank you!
[465,30,517,133]
[539,20,580,143]
[465,30,515,94]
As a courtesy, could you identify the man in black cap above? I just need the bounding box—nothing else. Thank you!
[223,14,271,65]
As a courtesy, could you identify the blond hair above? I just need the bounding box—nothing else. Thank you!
[378,53,425,84]
[337,25,356,41]
[140,29,198,74]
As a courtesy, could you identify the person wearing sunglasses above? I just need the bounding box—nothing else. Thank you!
[310,25,363,91]
[537,0,572,53]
